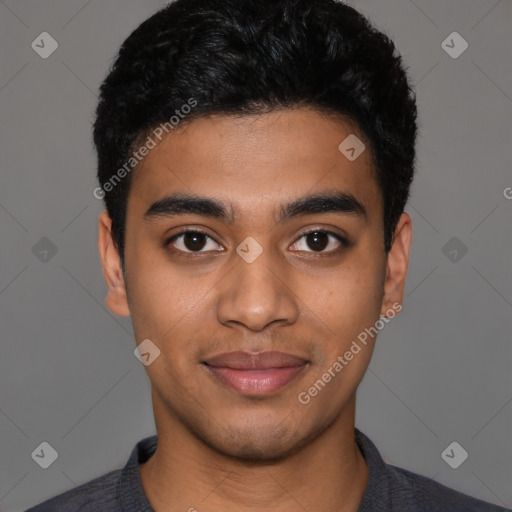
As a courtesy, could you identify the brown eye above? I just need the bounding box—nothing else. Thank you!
[305,231,329,251]
[291,230,347,254]
[182,232,207,251]
[167,230,223,253]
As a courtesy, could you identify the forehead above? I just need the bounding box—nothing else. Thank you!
[127,108,381,222]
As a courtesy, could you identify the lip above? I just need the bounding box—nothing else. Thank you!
[202,351,309,397]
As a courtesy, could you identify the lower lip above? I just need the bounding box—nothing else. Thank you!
[204,365,307,396]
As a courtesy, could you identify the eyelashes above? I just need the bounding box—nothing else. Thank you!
[165,229,219,255]
[291,229,349,253]
[165,228,349,257]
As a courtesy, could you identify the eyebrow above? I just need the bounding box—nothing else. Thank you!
[143,190,368,224]
[279,190,367,224]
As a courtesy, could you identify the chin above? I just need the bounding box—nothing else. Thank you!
[209,435,301,463]
[197,418,318,463]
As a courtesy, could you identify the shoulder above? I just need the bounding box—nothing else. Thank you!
[25,469,122,512]
[385,463,510,512]
[355,429,510,512]
[25,435,158,512]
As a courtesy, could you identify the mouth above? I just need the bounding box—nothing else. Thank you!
[202,351,309,397]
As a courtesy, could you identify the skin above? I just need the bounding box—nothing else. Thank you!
[98,107,412,512]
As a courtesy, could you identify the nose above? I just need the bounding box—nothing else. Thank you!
[215,245,300,332]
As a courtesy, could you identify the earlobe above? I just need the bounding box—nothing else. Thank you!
[380,212,412,317]
[98,210,131,317]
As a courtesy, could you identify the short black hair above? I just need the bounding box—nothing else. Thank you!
[93,0,418,269]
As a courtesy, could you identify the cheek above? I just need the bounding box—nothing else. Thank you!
[297,281,380,409]
[302,262,384,368]
[127,258,220,363]
[130,275,200,337]
[306,261,383,323]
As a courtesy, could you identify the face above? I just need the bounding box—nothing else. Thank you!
[98,107,411,460]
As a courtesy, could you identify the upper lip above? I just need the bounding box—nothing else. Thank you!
[203,351,308,370]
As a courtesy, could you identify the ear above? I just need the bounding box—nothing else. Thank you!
[98,210,131,317]
[380,212,412,317]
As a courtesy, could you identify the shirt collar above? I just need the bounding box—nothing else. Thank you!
[117,428,387,511]
[355,427,392,510]
[117,435,158,511]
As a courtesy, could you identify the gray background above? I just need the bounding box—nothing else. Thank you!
[1,0,511,510]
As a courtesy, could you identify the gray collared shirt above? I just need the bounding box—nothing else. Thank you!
[26,428,511,511]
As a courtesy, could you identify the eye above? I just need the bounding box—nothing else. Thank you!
[290,229,348,254]
[166,229,223,253]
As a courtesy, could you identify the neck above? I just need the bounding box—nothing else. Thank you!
[139,393,368,512]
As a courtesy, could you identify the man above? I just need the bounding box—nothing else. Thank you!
[27,0,510,510]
